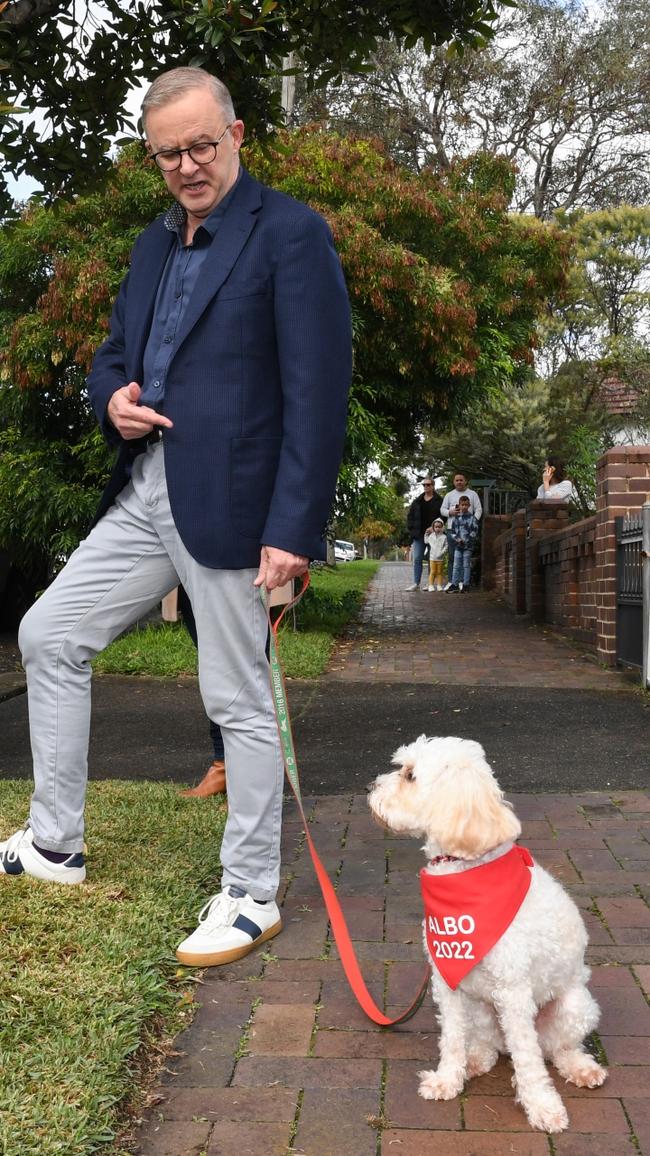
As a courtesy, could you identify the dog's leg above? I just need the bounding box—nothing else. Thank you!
[466,999,503,1078]
[418,985,468,1101]
[537,985,607,1089]
[493,987,569,1133]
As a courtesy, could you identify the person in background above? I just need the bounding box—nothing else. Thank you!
[446,495,479,592]
[440,472,482,586]
[424,518,448,591]
[537,456,576,502]
[405,477,442,591]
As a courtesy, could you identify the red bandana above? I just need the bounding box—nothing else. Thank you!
[420,845,534,990]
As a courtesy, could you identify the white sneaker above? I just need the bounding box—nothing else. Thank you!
[0,824,86,884]
[404,583,419,591]
[427,585,434,592]
[443,582,452,591]
[176,885,282,967]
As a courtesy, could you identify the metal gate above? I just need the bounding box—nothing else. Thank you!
[616,513,643,669]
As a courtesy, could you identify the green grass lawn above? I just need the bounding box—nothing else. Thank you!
[0,781,227,1156]
[94,560,379,680]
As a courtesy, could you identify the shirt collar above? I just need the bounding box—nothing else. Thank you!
[163,168,243,241]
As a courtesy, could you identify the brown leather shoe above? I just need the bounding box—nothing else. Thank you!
[181,760,226,798]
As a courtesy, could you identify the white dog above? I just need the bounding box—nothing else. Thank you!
[367,735,606,1134]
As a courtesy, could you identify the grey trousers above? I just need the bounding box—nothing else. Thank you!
[18,442,284,901]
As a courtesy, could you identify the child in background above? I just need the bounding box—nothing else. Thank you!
[424,518,448,591]
[447,496,479,592]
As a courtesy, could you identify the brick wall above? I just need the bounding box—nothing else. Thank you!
[537,516,598,645]
[484,446,650,666]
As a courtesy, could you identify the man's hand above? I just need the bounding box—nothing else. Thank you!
[254,546,309,591]
[107,382,174,440]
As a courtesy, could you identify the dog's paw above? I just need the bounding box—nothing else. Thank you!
[417,1069,463,1101]
[524,1095,569,1134]
[565,1058,607,1089]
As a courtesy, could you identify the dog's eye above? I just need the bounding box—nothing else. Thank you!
[403,768,415,782]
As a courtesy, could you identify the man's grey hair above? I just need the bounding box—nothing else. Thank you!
[142,67,236,132]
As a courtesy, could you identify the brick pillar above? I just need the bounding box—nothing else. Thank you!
[525,500,570,619]
[481,515,509,590]
[595,446,650,665]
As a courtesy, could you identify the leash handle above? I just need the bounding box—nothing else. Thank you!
[262,574,430,1027]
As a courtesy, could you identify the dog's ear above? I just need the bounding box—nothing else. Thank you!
[429,747,521,859]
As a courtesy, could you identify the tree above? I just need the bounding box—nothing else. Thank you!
[541,206,650,372]
[0,131,567,597]
[0,0,502,214]
[296,0,650,218]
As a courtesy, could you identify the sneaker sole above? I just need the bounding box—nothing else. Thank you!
[175,918,283,967]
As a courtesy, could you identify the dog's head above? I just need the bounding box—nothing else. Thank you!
[367,735,521,860]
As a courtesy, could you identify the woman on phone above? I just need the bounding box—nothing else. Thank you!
[537,456,576,501]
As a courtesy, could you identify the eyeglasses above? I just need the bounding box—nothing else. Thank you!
[150,125,233,172]
[423,483,433,489]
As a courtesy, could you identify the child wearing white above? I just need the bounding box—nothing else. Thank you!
[424,519,448,591]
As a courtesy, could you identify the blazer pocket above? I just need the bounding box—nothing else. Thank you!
[230,436,282,539]
[218,276,270,302]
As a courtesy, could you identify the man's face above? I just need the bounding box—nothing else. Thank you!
[145,89,244,226]
[454,474,467,491]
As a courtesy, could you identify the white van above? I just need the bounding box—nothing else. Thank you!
[334,539,356,562]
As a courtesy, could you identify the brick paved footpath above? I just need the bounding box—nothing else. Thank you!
[131,564,650,1156]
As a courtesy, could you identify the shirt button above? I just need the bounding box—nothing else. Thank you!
[175,291,182,299]
[153,380,161,389]
[163,336,172,344]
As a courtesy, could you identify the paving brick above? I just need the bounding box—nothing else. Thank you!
[232,1055,382,1089]
[598,897,650,927]
[553,1136,637,1155]
[313,1028,438,1060]
[133,1121,212,1155]
[146,1085,297,1122]
[206,1121,293,1154]
[294,1088,379,1155]
[380,1129,550,1154]
[384,1060,461,1129]
[632,963,650,994]
[248,1003,315,1056]
[597,986,650,1035]
[600,1036,650,1063]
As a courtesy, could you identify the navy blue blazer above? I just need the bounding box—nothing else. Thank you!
[87,168,352,567]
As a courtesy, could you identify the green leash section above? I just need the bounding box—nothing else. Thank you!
[261,575,430,1027]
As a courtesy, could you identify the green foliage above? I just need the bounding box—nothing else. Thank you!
[0,779,227,1156]
[93,622,199,677]
[0,0,502,215]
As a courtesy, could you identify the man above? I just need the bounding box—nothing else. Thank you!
[405,477,442,591]
[440,472,482,586]
[1,68,352,969]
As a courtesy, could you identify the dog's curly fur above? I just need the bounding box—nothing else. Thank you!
[367,735,607,1134]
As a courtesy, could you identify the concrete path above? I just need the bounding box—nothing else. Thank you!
[125,563,650,1156]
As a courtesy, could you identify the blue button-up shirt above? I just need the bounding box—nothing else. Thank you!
[140,174,241,411]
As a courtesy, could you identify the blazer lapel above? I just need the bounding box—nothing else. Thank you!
[173,171,263,352]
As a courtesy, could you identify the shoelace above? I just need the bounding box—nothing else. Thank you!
[2,824,31,863]
[198,890,239,931]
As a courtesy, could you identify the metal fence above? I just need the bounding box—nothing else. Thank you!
[616,506,650,683]
[485,489,530,516]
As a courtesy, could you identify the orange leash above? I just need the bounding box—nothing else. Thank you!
[263,572,430,1027]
